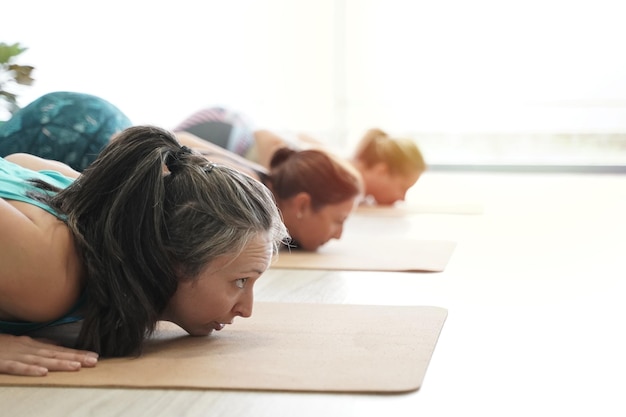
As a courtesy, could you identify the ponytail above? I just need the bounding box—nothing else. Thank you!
[267,148,362,210]
[50,126,181,355]
[44,126,288,356]
[269,146,297,168]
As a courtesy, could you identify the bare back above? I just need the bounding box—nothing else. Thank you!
[0,155,84,324]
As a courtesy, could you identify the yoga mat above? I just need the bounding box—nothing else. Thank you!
[0,303,448,394]
[273,238,456,272]
[356,202,483,216]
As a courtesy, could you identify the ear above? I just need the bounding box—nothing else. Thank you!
[292,192,312,217]
[372,162,390,175]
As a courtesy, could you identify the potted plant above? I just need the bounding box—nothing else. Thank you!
[0,42,35,122]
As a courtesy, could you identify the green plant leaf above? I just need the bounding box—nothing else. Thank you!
[0,90,17,102]
[0,42,33,118]
[0,42,28,64]
[9,64,35,85]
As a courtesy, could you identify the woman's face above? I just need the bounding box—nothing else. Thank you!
[161,233,273,336]
[287,197,358,251]
[367,169,421,206]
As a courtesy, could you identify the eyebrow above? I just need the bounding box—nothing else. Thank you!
[241,268,266,276]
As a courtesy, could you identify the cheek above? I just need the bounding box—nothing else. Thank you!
[369,179,393,201]
[197,287,236,315]
[313,216,334,237]
[296,216,331,250]
[175,283,234,323]
[381,182,405,203]
[376,191,396,205]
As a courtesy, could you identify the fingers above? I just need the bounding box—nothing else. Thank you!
[0,360,49,376]
[0,354,93,377]
[20,354,82,374]
[0,334,99,377]
[32,347,99,370]
[30,341,99,368]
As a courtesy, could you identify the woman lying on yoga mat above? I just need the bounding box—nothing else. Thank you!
[0,125,289,377]
[174,107,426,205]
[1,91,363,252]
[180,131,363,251]
[0,91,132,172]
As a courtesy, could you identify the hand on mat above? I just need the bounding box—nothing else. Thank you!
[0,334,98,377]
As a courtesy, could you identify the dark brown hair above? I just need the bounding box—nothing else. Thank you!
[267,147,362,210]
[35,126,288,356]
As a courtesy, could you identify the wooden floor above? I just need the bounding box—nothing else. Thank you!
[3,170,625,417]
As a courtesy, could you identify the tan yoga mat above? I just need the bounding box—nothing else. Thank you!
[273,237,456,272]
[0,303,447,394]
[356,202,483,216]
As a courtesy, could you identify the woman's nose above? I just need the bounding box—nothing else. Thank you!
[233,290,254,318]
[331,224,344,240]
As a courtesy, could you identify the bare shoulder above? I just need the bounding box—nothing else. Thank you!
[0,198,83,322]
[4,153,80,179]
[253,130,291,168]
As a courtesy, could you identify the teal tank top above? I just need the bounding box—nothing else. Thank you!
[0,156,85,335]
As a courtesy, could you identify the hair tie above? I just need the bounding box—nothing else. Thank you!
[177,146,193,157]
[165,146,193,174]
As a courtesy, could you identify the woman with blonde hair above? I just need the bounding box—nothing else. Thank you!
[351,128,426,205]
[175,108,425,206]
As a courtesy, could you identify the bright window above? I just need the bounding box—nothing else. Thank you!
[4,0,626,167]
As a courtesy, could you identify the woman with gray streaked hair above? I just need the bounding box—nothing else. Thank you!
[0,125,289,377]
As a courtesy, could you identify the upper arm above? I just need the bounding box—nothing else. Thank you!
[296,133,325,147]
[175,131,218,151]
[253,130,291,168]
[4,153,80,179]
[176,132,267,180]
[0,198,78,322]
[252,130,326,168]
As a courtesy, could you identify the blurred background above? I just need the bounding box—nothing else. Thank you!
[3,0,626,169]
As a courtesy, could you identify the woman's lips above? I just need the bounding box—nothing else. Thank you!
[212,320,234,331]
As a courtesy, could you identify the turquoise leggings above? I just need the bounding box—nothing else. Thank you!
[0,91,131,171]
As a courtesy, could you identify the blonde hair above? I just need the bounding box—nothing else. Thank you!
[353,128,426,176]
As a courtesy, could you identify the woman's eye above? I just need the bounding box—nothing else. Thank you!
[235,278,248,289]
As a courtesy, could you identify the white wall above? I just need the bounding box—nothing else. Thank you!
[343,0,626,135]
[2,0,338,133]
[4,0,626,151]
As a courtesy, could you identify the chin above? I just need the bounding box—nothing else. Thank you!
[376,199,397,206]
[174,322,213,337]
[300,242,321,252]
[287,238,320,252]
[188,328,214,337]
